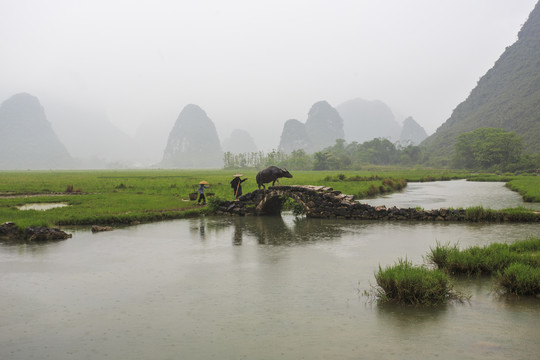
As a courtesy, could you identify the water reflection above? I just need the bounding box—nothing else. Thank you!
[193,214,346,245]
[1,214,539,360]
[189,217,208,241]
[376,301,451,327]
[0,239,62,255]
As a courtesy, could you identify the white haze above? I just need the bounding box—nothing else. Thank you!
[0,0,536,161]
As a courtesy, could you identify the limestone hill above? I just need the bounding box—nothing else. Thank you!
[278,101,344,153]
[422,1,540,161]
[0,93,73,169]
[160,104,222,168]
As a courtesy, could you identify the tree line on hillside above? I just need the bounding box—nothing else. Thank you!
[224,128,539,172]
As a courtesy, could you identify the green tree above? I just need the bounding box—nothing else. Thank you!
[286,149,313,170]
[313,152,338,170]
[453,128,523,170]
[398,144,424,165]
[362,138,398,165]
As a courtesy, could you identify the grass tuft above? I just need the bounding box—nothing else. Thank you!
[373,258,466,305]
[497,263,540,296]
[427,237,540,296]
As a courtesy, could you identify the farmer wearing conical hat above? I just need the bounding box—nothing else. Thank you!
[230,174,247,200]
[197,180,209,205]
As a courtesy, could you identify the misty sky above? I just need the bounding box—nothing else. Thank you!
[1,0,537,151]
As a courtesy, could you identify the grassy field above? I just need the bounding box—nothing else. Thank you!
[0,169,411,228]
[1,168,539,228]
[505,176,540,202]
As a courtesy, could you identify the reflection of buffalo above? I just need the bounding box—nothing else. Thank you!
[256,166,293,189]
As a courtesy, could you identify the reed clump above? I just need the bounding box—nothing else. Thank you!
[497,263,540,296]
[427,237,540,296]
[464,206,500,222]
[463,206,538,222]
[373,258,466,305]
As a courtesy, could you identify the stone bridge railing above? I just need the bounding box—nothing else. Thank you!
[215,185,540,222]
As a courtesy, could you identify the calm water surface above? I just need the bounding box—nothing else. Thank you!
[1,181,539,360]
[360,179,540,210]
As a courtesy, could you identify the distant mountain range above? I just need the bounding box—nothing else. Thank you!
[222,129,258,153]
[422,1,540,160]
[278,101,345,154]
[0,93,74,169]
[48,103,145,167]
[278,99,427,153]
[5,0,538,173]
[336,98,401,143]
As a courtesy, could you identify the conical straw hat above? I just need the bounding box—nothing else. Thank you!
[199,180,209,185]
[233,174,243,177]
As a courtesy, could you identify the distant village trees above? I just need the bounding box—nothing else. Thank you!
[223,138,427,170]
[224,127,538,172]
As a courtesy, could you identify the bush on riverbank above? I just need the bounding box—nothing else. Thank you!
[427,237,540,296]
[373,258,466,305]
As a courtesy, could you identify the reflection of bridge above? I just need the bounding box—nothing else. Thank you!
[215,185,540,222]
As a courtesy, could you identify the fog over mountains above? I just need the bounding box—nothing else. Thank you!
[48,103,145,167]
[0,93,73,169]
[278,99,427,154]
[3,0,540,170]
[336,98,401,144]
[1,1,537,170]
[0,91,429,169]
[222,129,258,154]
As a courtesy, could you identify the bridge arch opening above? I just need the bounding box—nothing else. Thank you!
[257,192,309,216]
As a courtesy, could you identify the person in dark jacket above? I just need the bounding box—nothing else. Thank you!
[230,174,247,200]
[197,181,209,205]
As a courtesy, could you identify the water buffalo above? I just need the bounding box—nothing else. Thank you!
[256,166,293,189]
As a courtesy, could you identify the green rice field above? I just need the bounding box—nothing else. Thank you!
[0,168,538,228]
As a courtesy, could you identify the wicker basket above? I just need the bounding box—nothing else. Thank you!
[189,193,198,201]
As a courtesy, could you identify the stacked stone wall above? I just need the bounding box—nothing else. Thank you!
[215,185,540,222]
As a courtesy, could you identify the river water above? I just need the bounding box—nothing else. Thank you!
[360,179,540,211]
[1,181,539,360]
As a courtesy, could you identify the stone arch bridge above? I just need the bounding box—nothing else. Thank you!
[215,185,540,222]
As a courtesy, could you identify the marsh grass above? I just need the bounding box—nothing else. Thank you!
[427,237,540,296]
[373,258,467,305]
[428,238,540,274]
[464,206,500,222]
[463,206,537,222]
[508,236,540,252]
[499,206,538,221]
[497,263,540,296]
